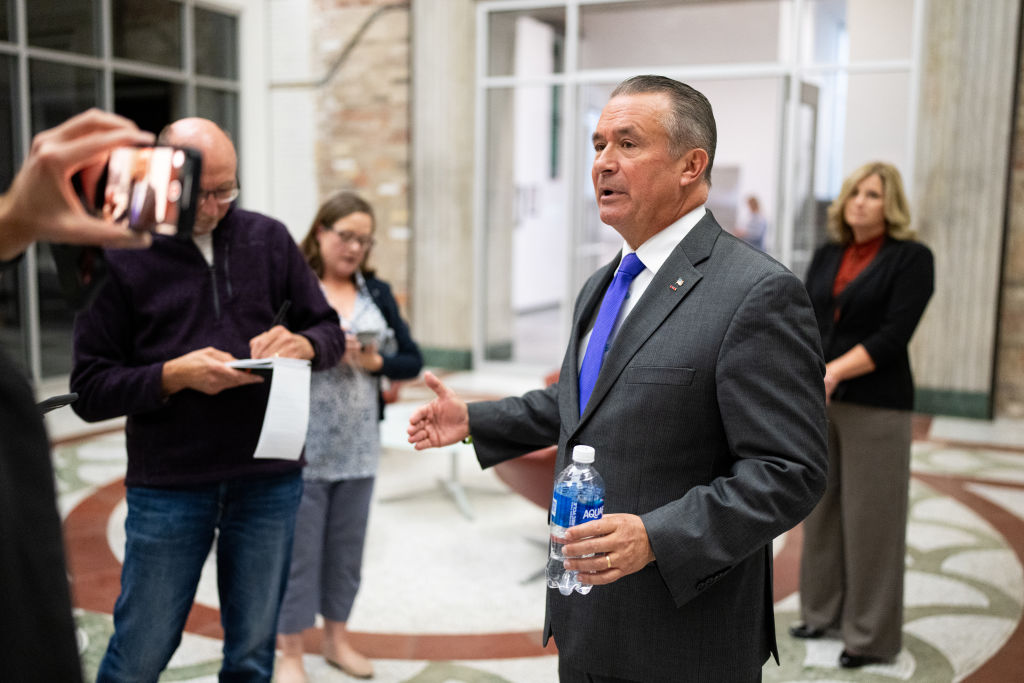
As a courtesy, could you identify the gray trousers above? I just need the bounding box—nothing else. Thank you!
[798,401,912,658]
[277,477,375,634]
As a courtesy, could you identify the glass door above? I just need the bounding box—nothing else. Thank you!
[477,0,921,370]
[478,6,568,369]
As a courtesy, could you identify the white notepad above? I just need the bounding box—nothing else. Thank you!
[227,357,311,460]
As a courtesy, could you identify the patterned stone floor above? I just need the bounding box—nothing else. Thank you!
[47,370,1024,682]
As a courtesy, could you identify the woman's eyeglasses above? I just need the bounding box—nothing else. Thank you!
[322,226,374,248]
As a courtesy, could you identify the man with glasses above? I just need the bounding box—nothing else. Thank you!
[70,117,346,682]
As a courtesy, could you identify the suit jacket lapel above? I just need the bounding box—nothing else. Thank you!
[576,213,720,425]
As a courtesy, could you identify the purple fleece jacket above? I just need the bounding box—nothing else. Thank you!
[70,206,345,487]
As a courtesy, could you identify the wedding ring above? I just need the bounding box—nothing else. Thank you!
[606,555,612,570]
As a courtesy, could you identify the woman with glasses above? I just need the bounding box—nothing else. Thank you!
[276,191,422,682]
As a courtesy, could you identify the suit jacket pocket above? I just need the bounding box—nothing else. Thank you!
[624,365,695,386]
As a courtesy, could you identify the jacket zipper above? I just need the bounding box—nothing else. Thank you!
[224,241,233,298]
[209,263,221,318]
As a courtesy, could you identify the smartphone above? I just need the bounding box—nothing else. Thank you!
[356,330,379,348]
[94,145,203,237]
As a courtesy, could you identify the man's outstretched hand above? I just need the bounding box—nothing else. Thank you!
[406,371,470,450]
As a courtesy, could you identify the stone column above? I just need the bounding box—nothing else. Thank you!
[409,0,476,368]
[912,0,1021,418]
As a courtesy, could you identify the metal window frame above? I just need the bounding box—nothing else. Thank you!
[3,0,244,382]
[473,0,924,370]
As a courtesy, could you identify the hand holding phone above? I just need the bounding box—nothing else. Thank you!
[55,143,203,311]
[0,109,154,261]
[84,145,202,237]
[352,330,384,373]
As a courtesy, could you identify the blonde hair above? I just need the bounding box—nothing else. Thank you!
[826,162,915,245]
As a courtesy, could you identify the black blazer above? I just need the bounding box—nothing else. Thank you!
[364,275,422,419]
[804,236,934,410]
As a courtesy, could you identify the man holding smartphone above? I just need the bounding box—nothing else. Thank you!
[70,118,346,681]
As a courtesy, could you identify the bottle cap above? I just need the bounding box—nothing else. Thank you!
[571,444,595,464]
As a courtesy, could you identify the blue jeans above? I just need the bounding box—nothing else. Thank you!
[97,471,303,683]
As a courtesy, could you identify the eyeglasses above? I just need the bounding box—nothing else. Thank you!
[322,226,374,248]
[197,186,240,204]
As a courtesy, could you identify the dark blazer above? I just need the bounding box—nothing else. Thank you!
[467,212,828,681]
[804,237,934,410]
[364,275,423,419]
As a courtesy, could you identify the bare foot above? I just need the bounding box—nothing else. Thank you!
[274,653,307,683]
[276,632,308,683]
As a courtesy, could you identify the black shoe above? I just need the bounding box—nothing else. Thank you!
[788,623,826,639]
[839,650,888,668]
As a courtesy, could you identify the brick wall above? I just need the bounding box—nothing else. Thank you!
[311,0,411,307]
[997,28,1024,418]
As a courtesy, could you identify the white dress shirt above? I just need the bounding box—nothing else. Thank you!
[578,205,706,372]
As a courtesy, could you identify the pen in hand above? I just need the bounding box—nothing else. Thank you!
[249,299,307,360]
[270,300,291,329]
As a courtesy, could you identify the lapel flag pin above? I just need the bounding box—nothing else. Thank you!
[669,277,684,291]
[676,278,684,286]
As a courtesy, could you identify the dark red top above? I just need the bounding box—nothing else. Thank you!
[833,232,885,296]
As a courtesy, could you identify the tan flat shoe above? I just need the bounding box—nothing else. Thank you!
[324,645,374,679]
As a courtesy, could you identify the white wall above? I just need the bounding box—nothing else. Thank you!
[574,3,783,249]
[849,0,915,61]
[840,0,915,181]
[261,0,319,241]
[703,78,783,244]
[578,1,780,69]
[808,0,916,192]
[511,17,566,312]
[841,71,911,178]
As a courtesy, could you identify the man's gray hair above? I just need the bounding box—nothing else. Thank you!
[610,75,717,186]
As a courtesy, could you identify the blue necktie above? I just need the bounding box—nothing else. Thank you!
[579,252,645,415]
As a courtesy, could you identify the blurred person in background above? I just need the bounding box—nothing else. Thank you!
[734,194,767,250]
[275,191,422,682]
[790,161,934,669]
[70,117,345,682]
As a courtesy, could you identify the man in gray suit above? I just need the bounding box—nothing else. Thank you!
[408,75,828,682]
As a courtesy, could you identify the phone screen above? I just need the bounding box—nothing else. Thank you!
[356,330,379,347]
[100,145,202,237]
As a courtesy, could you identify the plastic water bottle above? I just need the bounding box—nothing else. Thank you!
[546,444,605,596]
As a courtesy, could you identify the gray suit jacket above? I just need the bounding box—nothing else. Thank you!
[468,212,827,682]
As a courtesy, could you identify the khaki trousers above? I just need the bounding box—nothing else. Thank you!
[798,401,912,658]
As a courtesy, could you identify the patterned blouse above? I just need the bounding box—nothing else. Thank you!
[302,272,394,482]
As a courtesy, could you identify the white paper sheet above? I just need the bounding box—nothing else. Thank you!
[227,357,311,460]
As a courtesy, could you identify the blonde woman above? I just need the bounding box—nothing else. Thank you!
[790,162,934,668]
